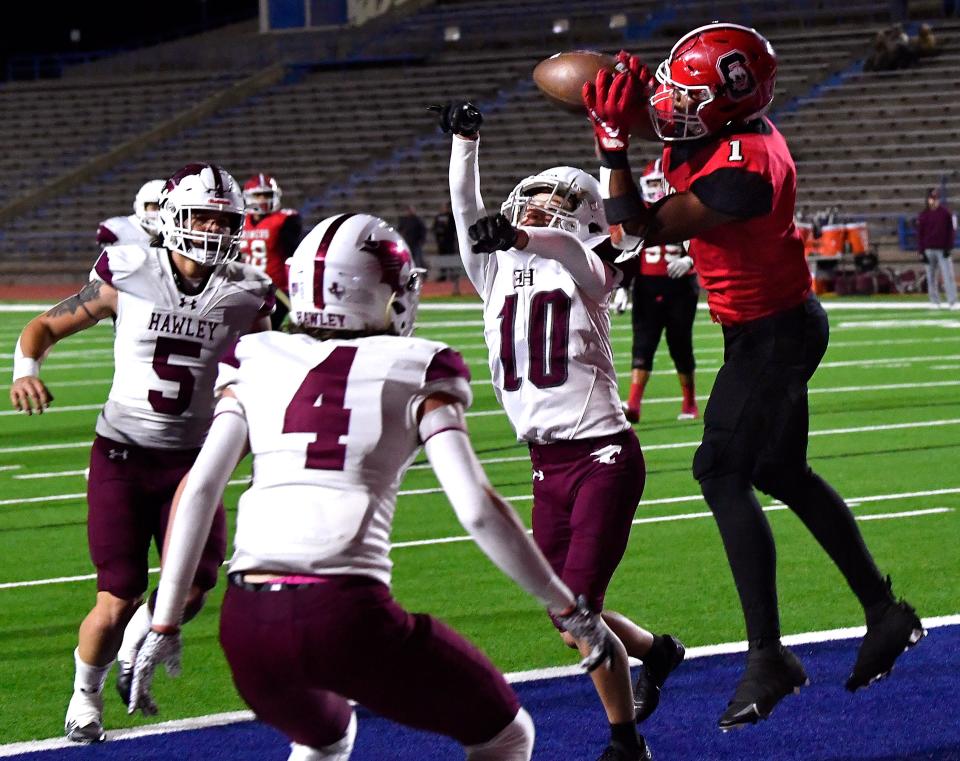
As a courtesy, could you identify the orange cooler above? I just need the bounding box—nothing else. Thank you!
[797,221,816,257]
[819,224,845,257]
[846,221,869,254]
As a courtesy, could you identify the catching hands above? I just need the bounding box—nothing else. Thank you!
[555,596,616,673]
[666,255,694,279]
[428,101,484,137]
[613,287,630,314]
[582,51,653,162]
[9,377,53,415]
[469,213,519,254]
[127,629,182,716]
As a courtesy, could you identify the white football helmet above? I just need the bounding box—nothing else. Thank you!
[158,163,245,266]
[287,213,422,337]
[133,179,165,236]
[500,166,606,241]
[243,173,282,215]
[639,159,666,204]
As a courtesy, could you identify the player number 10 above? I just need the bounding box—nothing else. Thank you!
[498,290,571,391]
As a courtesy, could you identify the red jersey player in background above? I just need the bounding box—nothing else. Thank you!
[583,23,923,732]
[615,158,699,423]
[241,173,303,329]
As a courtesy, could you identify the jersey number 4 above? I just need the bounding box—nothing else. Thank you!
[498,290,571,391]
[283,345,357,470]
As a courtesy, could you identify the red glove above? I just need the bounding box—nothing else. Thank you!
[582,51,653,165]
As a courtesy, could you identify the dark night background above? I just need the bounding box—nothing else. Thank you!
[1,1,259,72]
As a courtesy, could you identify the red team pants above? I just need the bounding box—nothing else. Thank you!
[529,428,646,615]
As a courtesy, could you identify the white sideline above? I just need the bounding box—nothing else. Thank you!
[1,615,957,758]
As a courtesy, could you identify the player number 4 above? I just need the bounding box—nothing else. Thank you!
[728,139,744,162]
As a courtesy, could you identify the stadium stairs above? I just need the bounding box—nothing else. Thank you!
[0,0,955,286]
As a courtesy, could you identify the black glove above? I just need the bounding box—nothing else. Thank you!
[428,101,483,137]
[468,213,518,254]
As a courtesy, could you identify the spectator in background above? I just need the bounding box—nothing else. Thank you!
[397,206,427,268]
[433,201,458,256]
[864,24,916,71]
[911,24,939,57]
[916,188,958,309]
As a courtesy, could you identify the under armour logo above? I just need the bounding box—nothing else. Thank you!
[328,282,345,299]
[532,469,544,481]
[179,296,197,310]
[108,448,129,461]
[590,444,622,464]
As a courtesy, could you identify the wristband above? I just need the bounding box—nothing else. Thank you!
[596,146,631,170]
[603,189,646,225]
[13,339,41,381]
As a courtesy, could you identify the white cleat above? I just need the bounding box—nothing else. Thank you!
[65,690,106,744]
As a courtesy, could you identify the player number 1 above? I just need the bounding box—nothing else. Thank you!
[728,139,744,162]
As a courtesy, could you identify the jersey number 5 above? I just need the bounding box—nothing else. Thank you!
[283,345,357,470]
[498,290,571,391]
[149,337,202,415]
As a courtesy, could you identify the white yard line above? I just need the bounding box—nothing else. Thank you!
[1,613,957,757]
[1,489,955,589]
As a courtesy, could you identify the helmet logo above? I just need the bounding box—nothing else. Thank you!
[716,50,755,99]
[328,282,345,299]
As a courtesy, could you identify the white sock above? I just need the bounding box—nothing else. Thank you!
[73,648,112,695]
[465,709,534,761]
[287,712,357,760]
[117,604,153,665]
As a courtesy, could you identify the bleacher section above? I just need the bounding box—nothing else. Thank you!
[0,0,956,282]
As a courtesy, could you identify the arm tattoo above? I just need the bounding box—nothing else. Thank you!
[45,280,103,320]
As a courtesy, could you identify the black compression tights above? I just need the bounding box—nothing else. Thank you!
[701,469,892,642]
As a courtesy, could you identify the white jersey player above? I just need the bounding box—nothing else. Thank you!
[96,179,166,248]
[439,100,684,761]
[10,163,273,745]
[126,212,614,761]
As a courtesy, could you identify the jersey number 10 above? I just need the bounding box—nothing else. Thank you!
[498,290,571,391]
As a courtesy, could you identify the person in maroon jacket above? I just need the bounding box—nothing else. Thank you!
[582,23,925,731]
[916,188,957,309]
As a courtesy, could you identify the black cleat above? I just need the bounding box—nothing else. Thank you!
[846,598,925,691]
[65,719,106,744]
[116,660,133,707]
[718,644,808,732]
[597,736,653,760]
[634,634,685,723]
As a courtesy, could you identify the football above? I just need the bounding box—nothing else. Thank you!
[533,50,617,113]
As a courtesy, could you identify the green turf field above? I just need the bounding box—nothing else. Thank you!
[0,297,958,744]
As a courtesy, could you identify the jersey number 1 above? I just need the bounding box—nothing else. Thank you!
[498,290,571,390]
[283,345,357,470]
[728,139,744,162]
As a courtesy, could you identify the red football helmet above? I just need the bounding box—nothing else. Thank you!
[649,23,777,141]
[243,173,282,215]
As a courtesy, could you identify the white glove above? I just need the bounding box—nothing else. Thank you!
[555,596,615,672]
[612,287,630,314]
[666,255,694,279]
[127,630,182,716]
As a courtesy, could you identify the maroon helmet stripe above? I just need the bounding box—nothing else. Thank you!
[313,213,356,310]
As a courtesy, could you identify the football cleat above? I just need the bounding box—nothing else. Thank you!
[845,598,925,692]
[635,634,685,723]
[115,660,133,707]
[65,690,106,744]
[718,644,808,731]
[596,737,653,761]
[621,401,640,424]
[677,400,699,420]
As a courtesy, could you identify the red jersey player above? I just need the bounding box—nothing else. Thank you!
[618,158,699,423]
[583,23,923,731]
[241,173,303,329]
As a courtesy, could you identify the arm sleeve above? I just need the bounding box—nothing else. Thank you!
[279,213,304,258]
[690,168,773,219]
[521,227,619,302]
[152,398,249,627]
[449,136,491,293]
[423,425,575,612]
